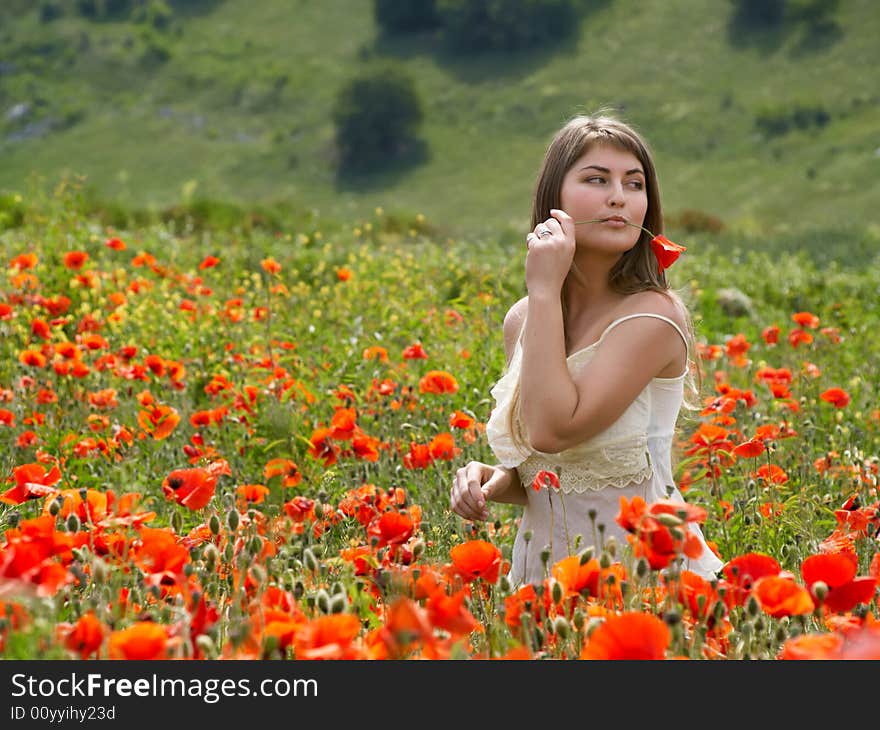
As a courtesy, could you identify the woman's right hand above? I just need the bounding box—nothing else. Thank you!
[450,461,512,521]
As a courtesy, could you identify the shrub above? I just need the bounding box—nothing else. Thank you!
[332,65,424,172]
[373,0,439,34]
[436,0,577,52]
[729,0,787,31]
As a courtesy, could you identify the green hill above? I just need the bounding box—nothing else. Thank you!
[1,0,879,243]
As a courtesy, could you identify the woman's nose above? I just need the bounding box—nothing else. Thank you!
[607,182,625,206]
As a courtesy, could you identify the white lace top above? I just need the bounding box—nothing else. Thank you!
[485,312,687,494]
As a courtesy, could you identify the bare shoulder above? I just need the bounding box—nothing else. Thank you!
[502,296,529,363]
[618,289,688,332]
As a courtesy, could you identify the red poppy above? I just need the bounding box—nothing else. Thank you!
[59,612,105,659]
[531,469,560,492]
[580,612,670,660]
[425,589,479,638]
[449,540,502,584]
[722,552,781,606]
[161,467,218,510]
[762,325,780,345]
[792,311,820,329]
[820,388,850,408]
[199,255,220,269]
[105,237,126,251]
[1,463,62,505]
[294,614,362,660]
[779,633,843,660]
[418,370,459,394]
[335,267,352,281]
[263,458,302,487]
[367,510,414,548]
[801,553,878,614]
[752,575,815,618]
[650,235,687,273]
[402,342,429,360]
[108,622,169,660]
[63,251,89,270]
[734,438,765,458]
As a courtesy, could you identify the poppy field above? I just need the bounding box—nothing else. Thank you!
[1,199,879,660]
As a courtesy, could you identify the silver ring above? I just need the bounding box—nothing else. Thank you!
[536,227,552,238]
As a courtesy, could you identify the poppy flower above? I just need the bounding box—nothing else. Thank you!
[531,469,560,492]
[161,467,218,510]
[580,612,670,660]
[752,575,815,618]
[108,622,169,660]
[368,510,414,548]
[801,553,878,614]
[62,251,89,270]
[418,370,458,394]
[105,237,126,251]
[792,311,820,329]
[59,612,105,659]
[649,235,687,273]
[137,404,180,440]
[294,614,363,660]
[425,589,479,638]
[762,325,780,345]
[722,552,781,606]
[402,342,429,360]
[779,632,843,660]
[263,458,302,487]
[734,438,765,458]
[820,388,850,409]
[199,255,220,269]
[449,540,502,584]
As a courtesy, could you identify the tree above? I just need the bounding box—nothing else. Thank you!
[332,65,424,173]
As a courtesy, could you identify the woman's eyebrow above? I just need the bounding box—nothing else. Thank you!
[579,164,645,176]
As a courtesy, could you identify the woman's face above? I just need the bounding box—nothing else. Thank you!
[559,143,649,252]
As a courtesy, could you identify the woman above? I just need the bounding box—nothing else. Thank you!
[450,112,724,585]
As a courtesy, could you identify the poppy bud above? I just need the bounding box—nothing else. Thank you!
[195,634,216,659]
[223,542,234,563]
[636,557,651,579]
[540,546,551,565]
[316,588,331,614]
[248,536,262,556]
[209,514,221,535]
[204,544,219,571]
[663,609,681,626]
[605,535,618,558]
[599,551,612,569]
[572,609,585,631]
[66,513,80,533]
[656,512,684,528]
[49,498,62,516]
[303,547,319,573]
[411,538,425,559]
[330,593,347,614]
[7,512,20,528]
[551,580,563,604]
[498,575,512,594]
[554,616,571,640]
[92,557,109,584]
[227,509,240,532]
[524,530,533,543]
[579,546,594,565]
[746,595,760,617]
[171,511,183,533]
[811,580,828,602]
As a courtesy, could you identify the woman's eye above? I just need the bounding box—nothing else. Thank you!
[586,177,604,184]
[627,181,644,190]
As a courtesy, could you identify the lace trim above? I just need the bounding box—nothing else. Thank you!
[517,446,653,494]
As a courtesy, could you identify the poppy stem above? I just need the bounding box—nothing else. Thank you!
[574,218,656,238]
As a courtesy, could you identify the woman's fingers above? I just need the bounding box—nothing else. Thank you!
[451,462,491,521]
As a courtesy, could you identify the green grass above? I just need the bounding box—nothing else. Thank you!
[1,0,879,242]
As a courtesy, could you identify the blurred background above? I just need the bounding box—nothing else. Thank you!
[1,0,877,256]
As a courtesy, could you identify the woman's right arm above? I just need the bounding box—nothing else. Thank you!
[449,299,528,521]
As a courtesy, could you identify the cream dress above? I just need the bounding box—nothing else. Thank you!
[485,312,725,586]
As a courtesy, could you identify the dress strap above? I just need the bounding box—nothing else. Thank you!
[598,313,689,355]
